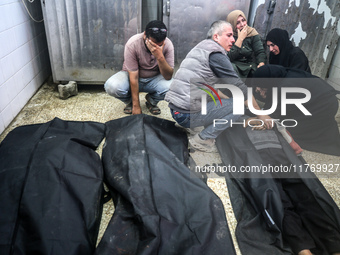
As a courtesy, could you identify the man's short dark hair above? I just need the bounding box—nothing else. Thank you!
[145,20,167,42]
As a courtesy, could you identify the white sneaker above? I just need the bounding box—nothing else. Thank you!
[189,133,218,153]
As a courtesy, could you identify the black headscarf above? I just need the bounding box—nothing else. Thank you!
[266,29,294,66]
[251,65,340,156]
[251,64,338,117]
[250,64,289,92]
[266,28,294,67]
[252,64,287,80]
[252,64,335,102]
[266,28,311,72]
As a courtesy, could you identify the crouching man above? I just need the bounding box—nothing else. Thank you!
[165,20,272,152]
[105,20,174,115]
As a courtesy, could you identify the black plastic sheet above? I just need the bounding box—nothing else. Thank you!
[0,118,106,255]
[216,126,340,255]
[96,114,236,255]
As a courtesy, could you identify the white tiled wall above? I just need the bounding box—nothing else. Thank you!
[327,41,340,98]
[0,0,51,135]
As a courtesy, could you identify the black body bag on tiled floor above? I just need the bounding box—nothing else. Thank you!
[216,125,340,255]
[0,118,106,255]
[96,114,236,255]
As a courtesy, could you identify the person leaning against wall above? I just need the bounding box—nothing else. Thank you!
[226,10,266,78]
[165,20,273,153]
[266,28,311,73]
[104,20,174,115]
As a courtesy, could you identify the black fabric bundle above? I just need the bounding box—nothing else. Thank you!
[216,125,340,255]
[0,118,106,255]
[251,65,340,156]
[96,114,236,255]
[2,114,339,255]
[0,115,236,255]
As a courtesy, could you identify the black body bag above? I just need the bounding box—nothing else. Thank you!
[96,114,236,255]
[0,118,106,255]
[216,125,340,255]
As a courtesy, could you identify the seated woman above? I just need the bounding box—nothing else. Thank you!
[266,28,311,72]
[252,64,340,156]
[227,10,266,78]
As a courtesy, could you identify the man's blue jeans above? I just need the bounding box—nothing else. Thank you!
[104,71,171,105]
[171,99,241,139]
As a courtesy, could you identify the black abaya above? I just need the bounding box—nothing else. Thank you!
[252,65,340,156]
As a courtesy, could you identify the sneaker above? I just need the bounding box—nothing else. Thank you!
[189,133,218,153]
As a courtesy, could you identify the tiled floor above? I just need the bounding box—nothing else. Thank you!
[1,80,340,254]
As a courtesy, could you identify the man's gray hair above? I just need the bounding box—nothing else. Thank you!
[207,20,232,39]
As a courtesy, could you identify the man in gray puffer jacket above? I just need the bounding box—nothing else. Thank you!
[165,20,272,152]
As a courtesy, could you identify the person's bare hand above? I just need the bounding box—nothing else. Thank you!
[132,105,142,115]
[251,125,266,131]
[237,25,248,41]
[257,62,265,68]
[145,38,165,59]
[245,117,266,130]
[257,115,274,129]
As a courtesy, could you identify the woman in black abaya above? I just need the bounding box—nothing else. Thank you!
[252,64,340,156]
[266,28,311,73]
